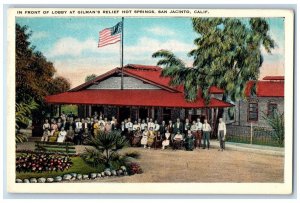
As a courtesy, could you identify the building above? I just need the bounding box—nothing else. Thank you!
[45,64,233,125]
[233,76,284,128]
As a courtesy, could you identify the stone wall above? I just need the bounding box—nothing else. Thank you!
[233,97,284,128]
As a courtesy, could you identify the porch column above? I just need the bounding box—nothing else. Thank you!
[58,105,62,117]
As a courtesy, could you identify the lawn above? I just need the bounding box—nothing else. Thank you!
[16,156,105,179]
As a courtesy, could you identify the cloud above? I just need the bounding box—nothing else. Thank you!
[145,26,176,36]
[46,37,120,58]
[30,31,49,40]
[47,36,195,87]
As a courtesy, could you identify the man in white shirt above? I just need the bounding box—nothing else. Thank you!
[218,118,226,151]
[126,118,133,132]
[140,119,147,131]
[147,118,155,130]
[132,120,140,131]
[195,118,203,149]
[154,120,160,132]
[98,116,105,126]
[202,119,212,150]
[75,118,83,145]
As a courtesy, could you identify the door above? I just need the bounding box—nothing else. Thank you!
[118,107,131,122]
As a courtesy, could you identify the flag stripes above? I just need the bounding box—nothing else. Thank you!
[98,22,122,48]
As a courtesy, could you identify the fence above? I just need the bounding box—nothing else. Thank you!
[226,125,282,147]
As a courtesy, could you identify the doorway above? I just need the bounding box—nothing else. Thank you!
[118,107,131,122]
[139,108,148,120]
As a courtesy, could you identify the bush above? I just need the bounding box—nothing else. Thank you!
[82,130,129,168]
[16,153,72,173]
[127,162,143,175]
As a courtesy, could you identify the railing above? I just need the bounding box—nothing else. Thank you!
[226,125,283,147]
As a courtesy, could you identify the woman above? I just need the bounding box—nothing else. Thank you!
[93,119,100,137]
[132,127,142,147]
[141,128,149,148]
[57,127,67,143]
[162,130,171,150]
[147,127,156,149]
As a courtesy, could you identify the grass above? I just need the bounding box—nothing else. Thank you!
[16,156,105,180]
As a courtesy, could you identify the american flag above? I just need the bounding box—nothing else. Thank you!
[98,22,122,48]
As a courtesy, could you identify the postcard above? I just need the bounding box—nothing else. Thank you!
[6,8,294,194]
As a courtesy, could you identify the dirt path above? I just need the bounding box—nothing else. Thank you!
[75,148,284,183]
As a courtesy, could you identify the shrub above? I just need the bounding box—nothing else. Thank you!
[127,162,143,175]
[82,130,130,168]
[16,153,72,173]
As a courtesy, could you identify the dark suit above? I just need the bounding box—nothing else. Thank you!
[173,122,183,134]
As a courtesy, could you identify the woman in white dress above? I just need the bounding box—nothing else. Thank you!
[57,127,67,143]
[141,128,149,148]
[162,130,171,150]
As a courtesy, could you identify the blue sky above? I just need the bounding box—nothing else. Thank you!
[16,17,285,87]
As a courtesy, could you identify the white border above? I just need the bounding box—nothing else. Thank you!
[6,8,294,194]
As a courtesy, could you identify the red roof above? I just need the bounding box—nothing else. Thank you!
[245,81,284,97]
[263,76,284,81]
[70,64,224,94]
[47,64,232,108]
[45,90,233,108]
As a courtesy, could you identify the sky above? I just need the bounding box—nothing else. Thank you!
[16,17,285,88]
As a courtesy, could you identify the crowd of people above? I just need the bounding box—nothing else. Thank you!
[41,112,227,151]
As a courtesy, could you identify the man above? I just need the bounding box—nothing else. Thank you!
[167,120,173,134]
[173,118,183,135]
[125,118,133,139]
[195,118,203,149]
[132,120,140,131]
[183,118,191,136]
[185,130,195,151]
[159,120,166,137]
[202,119,212,150]
[74,118,83,145]
[147,118,155,130]
[41,119,50,142]
[120,121,126,137]
[218,118,227,151]
[98,116,105,126]
[154,120,160,132]
[141,119,147,132]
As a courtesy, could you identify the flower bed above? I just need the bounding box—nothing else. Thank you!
[16,153,72,173]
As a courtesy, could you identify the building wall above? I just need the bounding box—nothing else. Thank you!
[87,76,161,90]
[233,97,284,128]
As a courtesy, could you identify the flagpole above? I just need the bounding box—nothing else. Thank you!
[121,17,124,90]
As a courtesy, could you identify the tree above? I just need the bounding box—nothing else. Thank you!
[48,76,71,95]
[152,18,275,103]
[15,23,71,138]
[15,100,38,143]
[85,74,97,82]
[262,110,284,147]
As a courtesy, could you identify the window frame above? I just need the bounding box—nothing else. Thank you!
[248,102,259,122]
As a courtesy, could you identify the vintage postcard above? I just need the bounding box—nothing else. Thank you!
[6,8,294,194]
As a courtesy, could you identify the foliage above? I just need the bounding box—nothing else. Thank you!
[61,105,78,116]
[127,162,143,175]
[16,153,72,173]
[81,131,130,168]
[262,110,284,147]
[16,156,101,179]
[85,74,97,82]
[152,18,275,103]
[16,23,71,126]
[15,100,38,143]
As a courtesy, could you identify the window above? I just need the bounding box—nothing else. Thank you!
[268,103,278,117]
[248,102,258,121]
